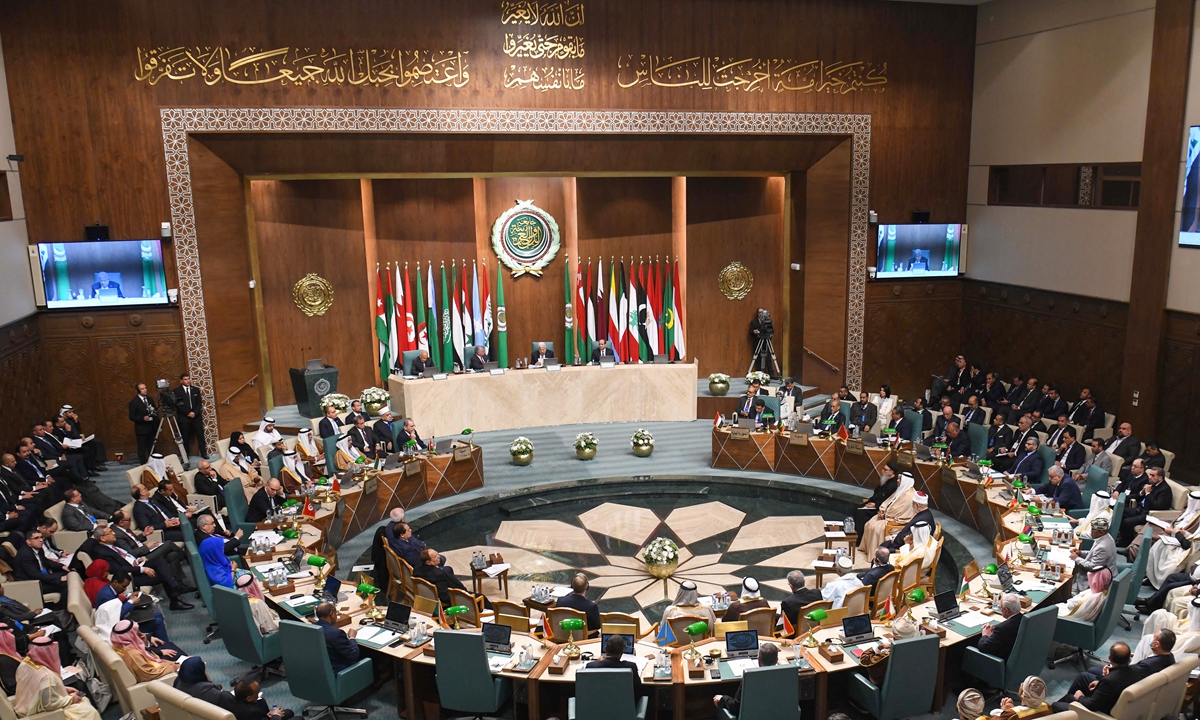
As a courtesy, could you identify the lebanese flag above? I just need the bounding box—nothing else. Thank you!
[608,261,621,361]
[401,265,416,352]
[672,260,686,360]
[626,262,640,362]
[480,261,492,353]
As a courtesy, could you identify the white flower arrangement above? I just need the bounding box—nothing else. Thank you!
[746,370,771,386]
[709,373,730,383]
[630,428,654,447]
[573,432,599,451]
[319,393,351,412]
[641,537,679,565]
[509,436,534,456]
[360,387,390,405]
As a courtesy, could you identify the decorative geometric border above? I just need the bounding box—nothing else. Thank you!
[160,108,871,449]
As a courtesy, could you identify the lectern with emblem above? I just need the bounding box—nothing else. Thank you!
[290,358,339,418]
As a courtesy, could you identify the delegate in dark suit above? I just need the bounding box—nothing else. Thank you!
[819,406,846,433]
[780,587,825,627]
[1057,442,1086,474]
[409,356,433,376]
[317,416,341,439]
[413,561,470,608]
[91,280,124,298]
[245,486,285,523]
[192,469,226,510]
[556,591,601,632]
[1065,663,1141,715]
[372,418,397,454]
[1105,435,1142,466]
[887,415,913,442]
[173,382,204,457]
[13,543,67,594]
[344,410,370,426]
[584,656,641,694]
[128,393,159,464]
[317,619,361,673]
[469,353,487,371]
[61,502,103,533]
[947,430,971,458]
[884,508,935,551]
[1008,450,1044,482]
[849,402,877,430]
[976,613,1023,660]
[987,424,1014,461]
[1037,476,1084,511]
[961,406,986,426]
[347,426,377,459]
[398,427,427,451]
[591,346,615,363]
[860,563,895,594]
[1119,476,1174,545]
[133,499,183,542]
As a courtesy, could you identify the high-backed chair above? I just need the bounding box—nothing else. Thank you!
[1116,526,1152,628]
[919,539,944,596]
[1075,465,1110,511]
[903,409,923,444]
[739,607,775,637]
[400,349,421,375]
[433,630,511,719]
[798,600,833,634]
[1149,654,1200,720]
[211,585,283,681]
[897,557,921,598]
[1070,670,1164,720]
[569,668,648,720]
[5,580,51,611]
[186,540,220,643]
[844,584,870,617]
[967,422,988,458]
[847,634,940,720]
[530,341,555,357]
[1051,568,1131,668]
[148,679,236,720]
[382,546,411,604]
[79,625,176,716]
[545,606,592,642]
[66,572,93,628]
[717,664,800,720]
[268,454,284,480]
[666,614,707,647]
[962,605,1057,693]
[1036,444,1056,484]
[599,611,656,639]
[412,576,438,607]
[714,621,748,639]
[1161,448,1176,476]
[448,586,491,627]
[871,570,899,617]
[279,620,373,720]
[0,688,65,720]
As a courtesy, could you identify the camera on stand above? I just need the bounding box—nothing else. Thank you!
[155,378,176,418]
[749,309,781,377]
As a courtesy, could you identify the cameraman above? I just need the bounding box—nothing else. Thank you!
[127,383,159,464]
[173,373,203,459]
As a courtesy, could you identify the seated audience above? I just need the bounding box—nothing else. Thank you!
[372,408,398,455]
[857,472,916,552]
[960,394,985,426]
[317,406,342,439]
[556,574,600,632]
[347,416,377,460]
[883,492,933,552]
[1071,518,1117,593]
[660,580,716,632]
[986,412,1013,466]
[174,657,227,706]
[995,676,1048,720]
[885,406,912,441]
[1035,466,1082,511]
[712,642,777,715]
[245,478,286,523]
[1073,438,1113,482]
[1051,642,1138,714]
[1070,491,1113,539]
[1104,422,1141,468]
[944,421,970,458]
[819,398,846,433]
[1059,567,1111,622]
[130,484,185,543]
[911,397,932,432]
[235,575,281,635]
[853,462,900,534]
[196,513,242,555]
[110,620,178,682]
[821,556,862,609]
[408,349,433,376]
[0,623,20,696]
[60,489,103,533]
[227,679,294,720]
[90,526,193,610]
[722,577,769,621]
[412,547,488,609]
[1007,436,1044,484]
[893,521,935,571]
[780,571,823,629]
[14,529,68,598]
[294,428,324,467]
[1054,428,1085,475]
[860,548,894,594]
[93,570,171,644]
[956,688,985,720]
[976,593,1022,660]
[849,392,877,431]
[14,637,100,720]
[199,536,234,589]
[314,602,360,673]
[1141,491,1200,588]
[398,418,427,452]
[1118,467,1172,548]
[110,509,189,583]
[385,521,449,572]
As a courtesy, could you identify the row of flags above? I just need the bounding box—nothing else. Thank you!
[565,258,686,364]
[373,257,688,383]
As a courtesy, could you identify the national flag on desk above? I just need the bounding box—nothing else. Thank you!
[780,611,795,638]
[960,567,970,596]
[542,612,553,639]
[714,413,723,427]
[837,424,850,441]
[877,595,894,621]
[655,619,676,647]
[439,602,449,629]
[301,496,316,518]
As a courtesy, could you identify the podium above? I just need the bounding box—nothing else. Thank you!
[290,359,338,418]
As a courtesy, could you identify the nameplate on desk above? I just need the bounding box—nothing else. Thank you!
[453,445,473,462]
[432,373,448,381]
[729,427,751,440]
[545,364,562,373]
[361,476,378,495]
[845,438,864,455]
[403,460,422,476]
[599,361,615,368]
[489,368,506,376]
[896,450,914,467]
[789,432,808,446]
[941,467,958,484]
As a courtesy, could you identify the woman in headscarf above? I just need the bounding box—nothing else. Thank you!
[110,621,177,682]
[1070,490,1113,540]
[295,428,325,468]
[894,520,935,570]
[252,418,282,450]
[955,688,985,720]
[0,623,22,695]
[82,560,110,605]
[1144,491,1200,588]
[173,657,225,705]
[334,432,361,471]
[858,472,917,552]
[199,536,234,589]
[1059,566,1112,622]
[14,638,101,720]
[235,575,280,635]
[659,580,717,635]
[230,431,258,460]
[996,676,1049,719]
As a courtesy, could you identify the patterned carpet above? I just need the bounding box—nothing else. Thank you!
[87,418,1150,720]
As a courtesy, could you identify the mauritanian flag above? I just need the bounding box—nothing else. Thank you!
[663,261,675,359]
[374,266,390,384]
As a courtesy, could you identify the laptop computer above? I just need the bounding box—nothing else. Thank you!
[97,288,120,300]
[281,547,305,574]
[421,367,438,378]
[433,437,454,453]
[321,576,342,602]
[601,632,635,659]
[797,421,815,435]
[963,460,982,479]
[481,622,513,654]
[736,416,755,429]
[862,432,878,445]
[482,361,499,371]
[914,443,932,461]
[724,629,759,659]
[840,613,876,645]
[996,562,1016,593]
[933,590,962,622]
[382,602,412,633]
[652,354,670,364]
[542,357,560,367]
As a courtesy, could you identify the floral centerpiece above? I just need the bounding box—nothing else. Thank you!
[509,436,534,466]
[574,432,599,461]
[708,372,731,396]
[319,393,351,412]
[641,537,679,578]
[630,428,654,457]
[746,370,771,386]
[360,387,391,415]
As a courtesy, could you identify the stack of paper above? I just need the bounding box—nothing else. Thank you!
[483,563,511,578]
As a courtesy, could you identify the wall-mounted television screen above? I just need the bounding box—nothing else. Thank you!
[36,240,169,309]
[1181,126,1200,246]
[874,223,965,279]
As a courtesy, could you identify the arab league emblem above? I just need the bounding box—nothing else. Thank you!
[492,199,560,278]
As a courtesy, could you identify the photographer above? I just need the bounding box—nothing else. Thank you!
[173,373,203,459]
[127,383,159,465]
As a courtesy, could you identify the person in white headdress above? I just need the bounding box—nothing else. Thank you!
[334,432,361,471]
[858,472,917,552]
[661,580,717,635]
[252,417,282,449]
[895,520,935,571]
[141,453,170,490]
[1059,566,1111,622]
[295,428,325,467]
[1145,491,1200,588]
[1160,597,1200,659]
[217,446,261,489]
[822,555,864,609]
[278,450,312,494]
[721,577,769,622]
[1070,491,1113,539]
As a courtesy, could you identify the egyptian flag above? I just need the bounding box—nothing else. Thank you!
[542,613,553,639]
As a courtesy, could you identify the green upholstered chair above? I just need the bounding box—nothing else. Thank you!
[903,409,923,444]
[530,341,555,356]
[463,344,475,367]
[1051,568,1131,668]
[433,629,511,718]
[268,454,284,481]
[839,404,851,426]
[1037,444,1056,484]
[1070,466,1111,516]
[1115,526,1153,628]
[279,620,373,720]
[967,422,988,458]
[569,668,649,720]
[323,437,340,472]
[761,396,781,420]
[185,540,220,643]
[179,511,196,547]
[400,349,421,375]
[211,585,283,681]
[223,478,256,537]
[848,634,939,720]
[717,664,800,720]
[962,605,1057,693]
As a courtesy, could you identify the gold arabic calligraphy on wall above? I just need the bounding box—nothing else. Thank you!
[134,47,470,88]
[502,1,585,92]
[501,1,585,26]
[617,55,886,94]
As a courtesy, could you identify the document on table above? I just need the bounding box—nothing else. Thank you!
[725,659,758,677]
[550,586,572,598]
[952,611,993,630]
[1147,516,1173,531]
[1045,548,1076,571]
[624,654,650,675]
[284,595,317,607]
[251,530,285,545]
[483,563,511,578]
[356,626,399,646]
[813,560,834,569]
[825,531,847,539]
[488,655,512,672]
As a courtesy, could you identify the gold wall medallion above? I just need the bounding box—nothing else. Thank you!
[293,273,334,316]
[718,261,754,300]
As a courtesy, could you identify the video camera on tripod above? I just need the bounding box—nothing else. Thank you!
[155,379,176,418]
[150,378,189,468]
[749,308,781,377]
[753,309,775,339]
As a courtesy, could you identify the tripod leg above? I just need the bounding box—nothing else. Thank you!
[168,417,190,469]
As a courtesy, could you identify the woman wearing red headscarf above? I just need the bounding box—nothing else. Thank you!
[110,620,177,682]
[14,637,101,720]
[82,560,110,605]
[234,575,280,635]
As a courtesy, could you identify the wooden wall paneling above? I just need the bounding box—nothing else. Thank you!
[1120,0,1196,436]
[862,280,962,402]
[685,177,784,377]
[803,141,852,392]
[374,178,478,267]
[787,173,807,379]
[251,179,374,405]
[483,177,565,360]
[473,178,492,299]
[361,179,381,377]
[0,315,43,453]
[1157,338,1199,484]
[562,176,581,354]
[189,138,262,444]
[576,177,673,263]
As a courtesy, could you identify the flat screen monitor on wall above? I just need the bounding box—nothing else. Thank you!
[1181,126,1200,247]
[874,223,965,279]
[34,240,169,309]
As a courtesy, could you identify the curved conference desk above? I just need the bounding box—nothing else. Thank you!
[388,363,697,437]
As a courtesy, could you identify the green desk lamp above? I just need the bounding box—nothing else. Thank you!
[683,621,709,661]
[560,617,586,657]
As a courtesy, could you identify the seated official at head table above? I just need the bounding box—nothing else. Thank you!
[590,338,615,363]
[409,349,433,376]
[469,344,488,371]
[532,342,555,365]
[398,418,427,451]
